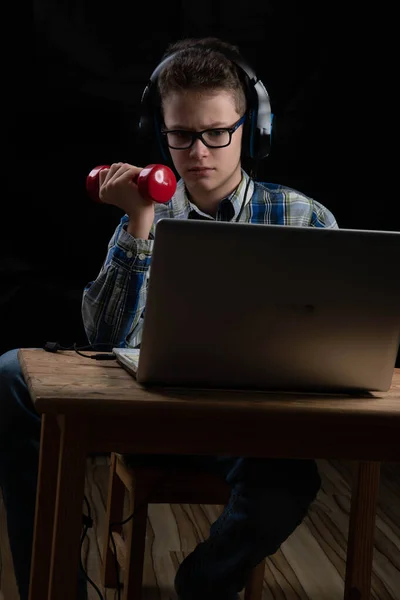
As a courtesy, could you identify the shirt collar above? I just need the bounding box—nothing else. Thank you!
[172,169,254,221]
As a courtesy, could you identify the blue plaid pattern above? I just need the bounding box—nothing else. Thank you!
[82,170,338,348]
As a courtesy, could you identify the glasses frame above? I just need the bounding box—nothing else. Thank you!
[161,115,246,149]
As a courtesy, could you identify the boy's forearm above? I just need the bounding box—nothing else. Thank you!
[82,264,148,348]
[82,216,153,347]
[127,214,153,240]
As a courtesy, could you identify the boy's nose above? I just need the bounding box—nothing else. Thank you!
[189,138,209,158]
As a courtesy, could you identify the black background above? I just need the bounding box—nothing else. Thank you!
[2,2,398,366]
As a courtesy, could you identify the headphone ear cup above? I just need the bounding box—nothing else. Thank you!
[242,89,270,161]
[153,112,171,163]
[138,83,152,137]
[138,79,175,166]
[251,80,272,160]
[241,110,253,159]
[245,120,271,161]
[137,87,169,163]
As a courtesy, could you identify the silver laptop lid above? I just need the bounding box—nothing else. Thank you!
[137,219,400,393]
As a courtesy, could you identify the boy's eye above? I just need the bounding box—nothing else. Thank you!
[207,129,225,137]
[175,131,192,139]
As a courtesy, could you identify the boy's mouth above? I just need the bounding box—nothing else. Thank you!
[188,167,214,172]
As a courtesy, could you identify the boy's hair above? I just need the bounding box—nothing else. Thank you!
[157,37,247,116]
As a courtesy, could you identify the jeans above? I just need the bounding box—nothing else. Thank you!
[0,349,321,600]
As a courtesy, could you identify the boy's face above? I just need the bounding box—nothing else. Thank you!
[162,89,243,211]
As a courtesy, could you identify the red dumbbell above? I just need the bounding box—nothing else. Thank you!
[86,164,177,204]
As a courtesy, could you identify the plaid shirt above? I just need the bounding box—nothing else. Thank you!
[82,170,338,348]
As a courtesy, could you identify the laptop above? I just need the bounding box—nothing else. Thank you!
[113,219,400,393]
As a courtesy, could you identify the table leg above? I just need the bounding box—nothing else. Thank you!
[28,414,60,600]
[48,415,88,600]
[344,461,381,600]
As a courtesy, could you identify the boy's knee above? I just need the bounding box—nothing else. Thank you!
[0,349,23,422]
[0,348,39,443]
[0,349,23,383]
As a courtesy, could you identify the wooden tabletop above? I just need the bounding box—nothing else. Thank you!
[19,348,400,414]
[18,349,400,460]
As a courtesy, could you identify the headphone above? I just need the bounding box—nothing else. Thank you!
[138,44,272,162]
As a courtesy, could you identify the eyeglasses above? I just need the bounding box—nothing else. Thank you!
[161,115,246,149]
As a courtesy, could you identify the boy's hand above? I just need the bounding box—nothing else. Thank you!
[99,163,155,239]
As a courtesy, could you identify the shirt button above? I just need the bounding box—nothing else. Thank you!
[126,251,133,258]
[138,253,146,261]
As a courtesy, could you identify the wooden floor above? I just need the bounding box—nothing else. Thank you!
[1,459,399,600]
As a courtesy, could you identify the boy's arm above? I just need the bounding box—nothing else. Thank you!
[309,199,339,229]
[255,182,339,229]
[82,215,154,349]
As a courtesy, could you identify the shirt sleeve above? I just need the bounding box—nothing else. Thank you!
[283,189,339,229]
[81,215,154,349]
[310,199,339,229]
[255,182,339,229]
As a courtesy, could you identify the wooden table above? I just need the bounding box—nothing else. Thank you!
[18,349,400,600]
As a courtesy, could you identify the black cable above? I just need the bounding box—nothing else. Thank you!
[73,343,116,361]
[81,494,123,599]
[43,340,116,360]
[84,495,91,520]
[80,525,104,599]
[81,472,186,599]
[110,510,140,529]
[107,475,170,598]
[80,494,105,599]
[109,530,122,600]
[44,341,114,352]
[235,161,259,223]
[108,508,137,599]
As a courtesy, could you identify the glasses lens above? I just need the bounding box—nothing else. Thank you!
[164,128,232,149]
[166,131,193,149]
[202,129,230,147]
